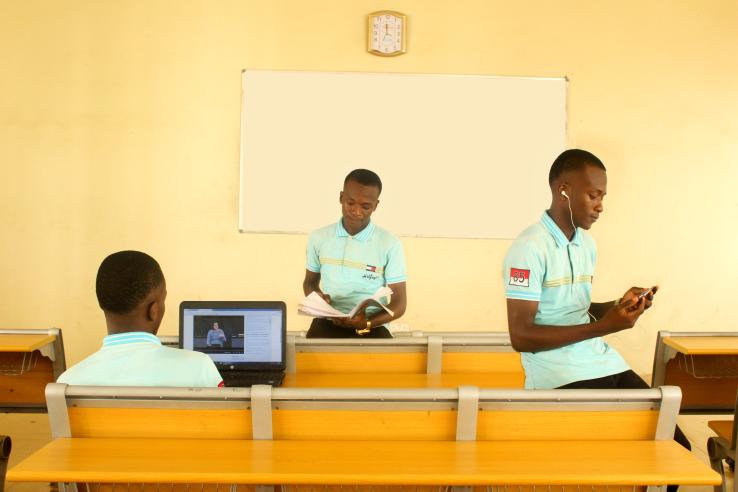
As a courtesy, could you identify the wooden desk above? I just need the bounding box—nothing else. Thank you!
[6,438,721,487]
[652,331,738,412]
[0,329,65,411]
[708,420,733,442]
[663,337,738,355]
[0,334,56,352]
[282,372,523,389]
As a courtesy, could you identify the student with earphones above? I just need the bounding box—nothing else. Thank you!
[502,149,690,484]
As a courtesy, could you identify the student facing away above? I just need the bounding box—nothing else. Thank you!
[303,169,407,338]
[58,250,223,387]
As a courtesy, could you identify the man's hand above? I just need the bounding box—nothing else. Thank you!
[597,289,646,333]
[622,286,658,311]
[331,310,368,330]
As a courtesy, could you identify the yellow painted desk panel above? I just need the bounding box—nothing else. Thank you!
[68,407,253,439]
[7,438,720,486]
[295,353,426,373]
[663,337,738,355]
[282,372,523,388]
[442,352,521,373]
[0,334,56,352]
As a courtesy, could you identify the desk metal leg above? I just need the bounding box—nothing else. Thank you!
[708,436,730,492]
[0,436,11,492]
[59,483,78,492]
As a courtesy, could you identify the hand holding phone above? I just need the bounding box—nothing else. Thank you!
[637,287,653,300]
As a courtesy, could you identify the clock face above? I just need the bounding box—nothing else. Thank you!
[368,11,406,56]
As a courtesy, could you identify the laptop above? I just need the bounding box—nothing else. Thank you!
[179,301,286,387]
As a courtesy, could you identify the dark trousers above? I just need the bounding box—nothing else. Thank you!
[559,369,691,492]
[306,318,392,338]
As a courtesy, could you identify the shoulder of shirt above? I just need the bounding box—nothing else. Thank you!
[308,223,337,241]
[371,224,401,243]
[508,222,551,252]
[157,345,215,364]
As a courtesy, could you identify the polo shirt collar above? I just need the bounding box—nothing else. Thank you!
[335,218,375,242]
[102,332,162,348]
[540,211,581,248]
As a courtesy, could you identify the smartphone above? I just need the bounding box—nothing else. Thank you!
[637,287,654,300]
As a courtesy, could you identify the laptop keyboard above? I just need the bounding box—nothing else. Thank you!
[221,371,284,388]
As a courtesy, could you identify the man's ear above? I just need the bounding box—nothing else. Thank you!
[146,301,158,323]
[373,199,380,211]
[559,183,570,201]
[339,191,344,203]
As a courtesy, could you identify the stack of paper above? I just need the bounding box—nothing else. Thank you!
[298,286,394,318]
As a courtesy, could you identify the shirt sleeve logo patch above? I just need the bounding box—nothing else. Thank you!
[509,268,530,287]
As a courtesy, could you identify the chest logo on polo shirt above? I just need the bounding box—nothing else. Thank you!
[509,268,530,287]
[362,264,379,280]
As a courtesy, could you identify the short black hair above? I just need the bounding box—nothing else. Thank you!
[548,149,606,185]
[96,251,164,314]
[344,169,382,194]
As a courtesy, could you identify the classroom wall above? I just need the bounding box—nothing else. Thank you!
[1,0,737,374]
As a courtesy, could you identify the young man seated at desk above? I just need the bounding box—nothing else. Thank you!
[58,250,223,387]
[502,149,690,491]
[302,169,407,338]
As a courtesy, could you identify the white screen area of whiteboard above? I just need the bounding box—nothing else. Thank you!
[239,70,566,239]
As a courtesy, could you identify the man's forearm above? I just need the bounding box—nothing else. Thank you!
[588,300,616,321]
[367,298,405,328]
[510,318,622,353]
[303,280,320,296]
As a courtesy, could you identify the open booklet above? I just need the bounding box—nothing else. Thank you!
[298,286,394,318]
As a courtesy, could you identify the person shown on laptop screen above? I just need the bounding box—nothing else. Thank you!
[180,301,287,387]
[57,251,223,387]
[206,322,227,348]
[302,169,408,338]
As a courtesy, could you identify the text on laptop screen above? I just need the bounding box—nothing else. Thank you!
[181,308,283,364]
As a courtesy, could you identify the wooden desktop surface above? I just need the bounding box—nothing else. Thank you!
[708,420,734,442]
[663,336,738,355]
[7,438,720,486]
[0,333,56,352]
[282,372,523,388]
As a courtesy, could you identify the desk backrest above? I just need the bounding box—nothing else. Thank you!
[46,383,681,443]
[160,331,522,375]
[287,332,522,376]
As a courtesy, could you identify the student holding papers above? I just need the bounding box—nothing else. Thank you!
[302,169,407,338]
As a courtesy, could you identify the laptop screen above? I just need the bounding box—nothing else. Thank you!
[179,301,286,370]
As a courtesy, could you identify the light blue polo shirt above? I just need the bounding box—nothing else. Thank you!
[307,219,407,315]
[57,332,223,387]
[503,211,629,389]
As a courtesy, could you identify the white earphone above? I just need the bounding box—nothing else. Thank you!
[561,190,569,199]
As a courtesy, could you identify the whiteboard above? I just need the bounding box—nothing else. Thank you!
[239,70,566,239]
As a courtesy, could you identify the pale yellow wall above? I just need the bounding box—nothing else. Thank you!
[1,1,737,375]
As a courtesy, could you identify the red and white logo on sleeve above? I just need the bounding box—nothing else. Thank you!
[509,268,530,287]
